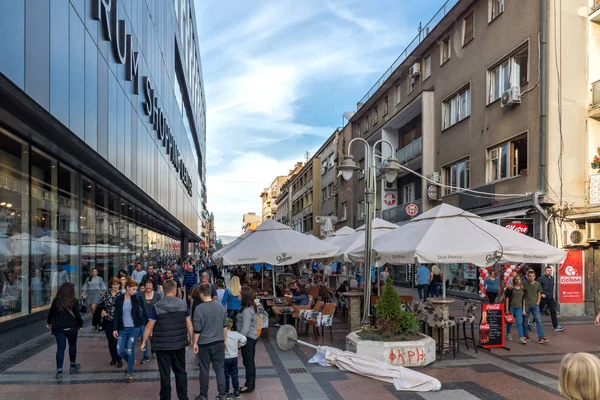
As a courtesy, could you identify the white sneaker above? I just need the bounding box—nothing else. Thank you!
[507,334,513,341]
[519,337,527,344]
[555,325,565,332]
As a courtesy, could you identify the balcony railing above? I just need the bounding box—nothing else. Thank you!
[381,199,423,223]
[358,0,459,106]
[396,137,423,164]
[593,80,600,107]
[593,0,600,13]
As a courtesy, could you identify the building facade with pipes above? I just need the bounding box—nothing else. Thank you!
[0,0,206,352]
[337,0,594,313]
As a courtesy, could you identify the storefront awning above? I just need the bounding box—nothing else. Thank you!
[480,208,532,222]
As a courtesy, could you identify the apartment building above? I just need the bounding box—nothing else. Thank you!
[337,0,594,313]
[335,124,354,229]
[318,131,339,237]
[242,212,262,233]
[274,182,291,225]
[288,157,322,236]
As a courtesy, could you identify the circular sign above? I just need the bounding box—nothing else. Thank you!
[427,185,438,200]
[383,192,396,206]
[406,203,419,217]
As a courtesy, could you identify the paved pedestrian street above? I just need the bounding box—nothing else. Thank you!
[0,296,596,400]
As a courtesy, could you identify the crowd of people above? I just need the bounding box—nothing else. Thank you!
[46,257,259,400]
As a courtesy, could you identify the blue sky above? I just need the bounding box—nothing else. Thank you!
[194,0,450,237]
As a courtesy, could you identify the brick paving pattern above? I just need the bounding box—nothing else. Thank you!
[0,289,596,400]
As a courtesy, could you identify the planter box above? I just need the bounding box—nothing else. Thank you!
[346,331,436,367]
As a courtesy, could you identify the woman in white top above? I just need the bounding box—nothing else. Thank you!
[81,268,107,319]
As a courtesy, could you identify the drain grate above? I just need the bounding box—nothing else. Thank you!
[287,367,307,374]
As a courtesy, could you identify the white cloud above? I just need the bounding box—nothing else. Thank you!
[194,0,418,235]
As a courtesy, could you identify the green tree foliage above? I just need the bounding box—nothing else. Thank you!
[376,277,419,336]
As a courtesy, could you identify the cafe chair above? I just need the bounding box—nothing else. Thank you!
[336,292,348,320]
[449,301,478,353]
[406,301,428,334]
[305,303,337,339]
[308,286,320,303]
[299,301,323,335]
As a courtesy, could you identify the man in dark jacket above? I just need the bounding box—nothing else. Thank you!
[142,279,193,400]
[140,264,162,291]
[537,266,565,332]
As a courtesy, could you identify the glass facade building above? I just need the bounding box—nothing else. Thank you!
[0,0,206,350]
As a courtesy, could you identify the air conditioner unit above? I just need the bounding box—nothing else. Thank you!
[431,172,441,183]
[564,226,588,247]
[587,223,600,242]
[321,165,326,175]
[385,181,397,191]
[328,159,335,168]
[501,86,521,108]
[409,62,421,77]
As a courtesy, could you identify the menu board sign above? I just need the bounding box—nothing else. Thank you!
[479,303,505,348]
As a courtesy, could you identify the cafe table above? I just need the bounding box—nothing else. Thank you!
[427,297,455,353]
[342,292,364,332]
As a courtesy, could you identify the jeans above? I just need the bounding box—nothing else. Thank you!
[139,324,155,358]
[198,342,226,397]
[102,319,121,362]
[117,326,140,375]
[539,297,559,328]
[417,284,429,302]
[506,307,524,338]
[227,310,239,331]
[241,337,257,390]
[224,357,239,394]
[431,282,441,297]
[156,348,187,400]
[54,328,78,370]
[522,305,545,339]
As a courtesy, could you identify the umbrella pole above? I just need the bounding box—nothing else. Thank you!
[262,264,264,291]
[289,337,320,351]
[442,264,446,299]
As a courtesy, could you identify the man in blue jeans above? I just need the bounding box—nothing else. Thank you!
[416,264,432,302]
[522,269,549,344]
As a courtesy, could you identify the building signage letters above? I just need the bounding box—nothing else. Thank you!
[93,0,192,196]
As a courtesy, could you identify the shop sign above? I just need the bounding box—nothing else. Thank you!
[383,192,396,206]
[406,203,419,217]
[94,0,193,196]
[499,218,533,237]
[559,250,584,304]
[479,303,505,349]
[427,185,438,200]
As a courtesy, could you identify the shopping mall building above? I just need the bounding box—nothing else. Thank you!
[0,0,207,351]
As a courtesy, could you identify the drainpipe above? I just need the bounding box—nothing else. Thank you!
[533,192,550,243]
[539,0,548,194]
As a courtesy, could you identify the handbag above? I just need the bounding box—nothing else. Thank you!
[504,312,514,324]
[79,298,88,314]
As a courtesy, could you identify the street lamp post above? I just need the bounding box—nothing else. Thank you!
[339,138,400,325]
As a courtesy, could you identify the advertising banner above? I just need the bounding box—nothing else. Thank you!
[499,218,534,237]
[559,250,584,304]
[479,303,505,349]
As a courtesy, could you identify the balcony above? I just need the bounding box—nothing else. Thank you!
[381,199,423,223]
[396,137,423,164]
[588,80,600,119]
[591,0,600,21]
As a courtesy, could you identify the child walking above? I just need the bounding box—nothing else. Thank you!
[225,318,247,399]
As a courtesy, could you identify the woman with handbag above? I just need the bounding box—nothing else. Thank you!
[505,275,526,344]
[81,268,107,329]
[100,277,123,368]
[112,278,147,383]
[46,282,83,379]
[138,278,161,364]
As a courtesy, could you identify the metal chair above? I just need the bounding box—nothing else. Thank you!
[424,304,458,360]
[306,303,337,338]
[450,301,478,353]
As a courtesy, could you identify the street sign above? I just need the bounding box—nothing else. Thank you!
[406,203,419,217]
[383,192,396,206]
[315,216,339,224]
[427,185,438,200]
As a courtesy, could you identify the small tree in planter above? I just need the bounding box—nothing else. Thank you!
[375,277,419,339]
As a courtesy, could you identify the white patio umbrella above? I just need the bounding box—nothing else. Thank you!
[349,204,567,267]
[213,231,253,267]
[324,226,355,243]
[335,218,398,262]
[218,219,340,266]
[311,346,441,392]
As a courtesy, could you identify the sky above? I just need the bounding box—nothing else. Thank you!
[193,0,450,238]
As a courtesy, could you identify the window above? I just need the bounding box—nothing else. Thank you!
[321,188,327,202]
[463,12,474,45]
[488,46,529,103]
[372,109,378,125]
[489,0,504,21]
[396,84,401,104]
[442,85,471,129]
[402,183,416,204]
[422,54,431,80]
[440,37,451,65]
[364,117,369,133]
[341,201,347,221]
[328,183,334,198]
[358,201,365,220]
[488,135,528,182]
[408,75,416,93]
[383,97,389,115]
[443,158,470,195]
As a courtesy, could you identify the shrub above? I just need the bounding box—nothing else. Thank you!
[375,277,419,336]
